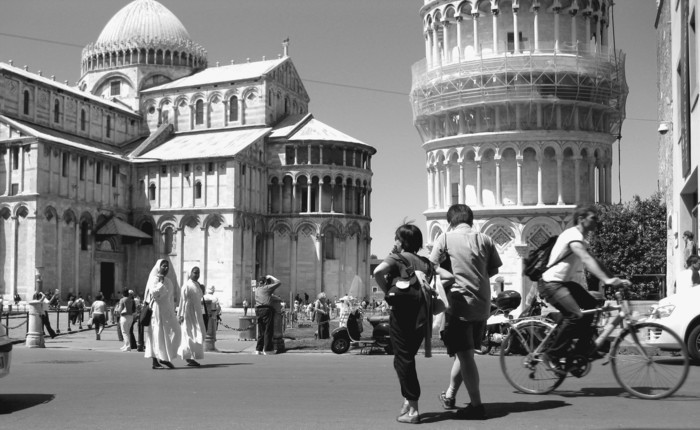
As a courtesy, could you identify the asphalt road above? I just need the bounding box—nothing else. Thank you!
[1,314,700,430]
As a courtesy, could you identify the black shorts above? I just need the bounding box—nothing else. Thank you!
[441,316,486,356]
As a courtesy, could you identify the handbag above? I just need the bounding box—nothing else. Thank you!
[140,303,153,326]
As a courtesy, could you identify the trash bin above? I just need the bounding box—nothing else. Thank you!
[238,316,256,340]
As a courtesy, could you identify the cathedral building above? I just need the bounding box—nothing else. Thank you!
[0,0,375,307]
[411,0,627,303]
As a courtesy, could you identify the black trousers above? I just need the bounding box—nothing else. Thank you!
[41,312,56,338]
[539,281,598,357]
[389,297,424,402]
[255,307,274,352]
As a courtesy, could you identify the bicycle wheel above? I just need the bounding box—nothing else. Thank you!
[611,322,690,400]
[500,319,566,394]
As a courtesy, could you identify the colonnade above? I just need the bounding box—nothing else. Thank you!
[82,44,207,75]
[425,0,611,68]
[268,176,371,217]
[426,150,612,208]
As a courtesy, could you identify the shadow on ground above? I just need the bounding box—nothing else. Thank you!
[420,400,569,423]
[0,394,55,414]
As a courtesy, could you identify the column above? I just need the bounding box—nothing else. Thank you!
[554,8,560,51]
[177,228,185,286]
[74,221,79,292]
[425,30,432,69]
[307,145,311,164]
[595,13,602,52]
[556,156,564,205]
[442,20,451,63]
[306,181,312,212]
[472,12,480,55]
[456,16,464,61]
[533,6,540,52]
[318,179,323,213]
[294,146,298,165]
[516,156,523,205]
[291,178,297,212]
[427,167,434,208]
[476,160,482,207]
[458,162,465,204]
[290,234,298,300]
[495,157,502,205]
[432,24,441,68]
[444,161,452,207]
[278,182,283,213]
[492,10,499,54]
[605,162,612,204]
[4,150,10,195]
[584,13,591,53]
[588,157,596,203]
[341,184,346,213]
[537,160,543,205]
[9,216,17,296]
[573,156,581,203]
[513,7,520,54]
[571,11,577,47]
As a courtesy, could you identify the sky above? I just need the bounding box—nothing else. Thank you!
[0,0,660,258]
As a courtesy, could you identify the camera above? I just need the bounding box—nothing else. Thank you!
[658,122,670,135]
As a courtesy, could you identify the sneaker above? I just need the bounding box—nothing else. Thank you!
[96,334,100,341]
[396,411,420,424]
[254,351,263,355]
[543,353,567,376]
[438,392,456,410]
[456,403,487,420]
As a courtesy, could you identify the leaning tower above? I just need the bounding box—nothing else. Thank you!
[410,0,627,300]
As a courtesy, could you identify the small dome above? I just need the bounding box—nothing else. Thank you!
[96,0,191,46]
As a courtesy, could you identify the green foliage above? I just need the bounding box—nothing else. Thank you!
[588,193,667,299]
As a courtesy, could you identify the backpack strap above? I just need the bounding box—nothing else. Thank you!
[544,243,573,273]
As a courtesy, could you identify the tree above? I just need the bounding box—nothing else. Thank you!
[588,193,667,299]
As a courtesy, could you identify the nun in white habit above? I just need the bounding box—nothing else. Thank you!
[177,266,206,366]
[144,259,180,369]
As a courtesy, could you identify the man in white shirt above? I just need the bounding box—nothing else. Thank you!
[540,205,629,364]
[675,255,700,295]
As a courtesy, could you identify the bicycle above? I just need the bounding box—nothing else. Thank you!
[500,286,690,400]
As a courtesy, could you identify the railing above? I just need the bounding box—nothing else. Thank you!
[410,44,627,128]
[0,304,117,340]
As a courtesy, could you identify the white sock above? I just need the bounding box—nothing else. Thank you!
[446,385,457,399]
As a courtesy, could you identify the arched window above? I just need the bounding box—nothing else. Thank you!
[106,116,111,138]
[53,99,60,123]
[163,226,174,254]
[140,222,154,246]
[80,221,89,251]
[195,181,202,199]
[324,232,335,259]
[23,90,30,115]
[80,109,86,131]
[229,96,238,121]
[148,183,156,200]
[195,99,204,125]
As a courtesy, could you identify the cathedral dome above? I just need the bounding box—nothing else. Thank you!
[81,0,207,76]
[96,0,192,47]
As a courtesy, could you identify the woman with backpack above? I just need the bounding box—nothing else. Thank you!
[373,223,452,424]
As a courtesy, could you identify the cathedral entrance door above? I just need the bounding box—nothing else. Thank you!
[100,262,115,302]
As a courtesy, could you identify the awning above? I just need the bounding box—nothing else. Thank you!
[96,218,151,239]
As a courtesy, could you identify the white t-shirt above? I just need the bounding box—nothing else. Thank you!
[541,226,587,286]
[675,268,696,294]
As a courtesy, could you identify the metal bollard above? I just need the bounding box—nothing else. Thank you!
[272,310,285,353]
[25,300,45,348]
[204,311,218,352]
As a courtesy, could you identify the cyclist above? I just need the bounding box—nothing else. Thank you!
[540,204,629,371]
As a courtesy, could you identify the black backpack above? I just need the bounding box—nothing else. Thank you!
[522,236,571,281]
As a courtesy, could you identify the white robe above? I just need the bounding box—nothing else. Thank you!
[144,275,181,362]
[177,279,206,360]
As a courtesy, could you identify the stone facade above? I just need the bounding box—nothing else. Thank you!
[0,0,375,307]
[656,0,698,289]
[412,0,627,305]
